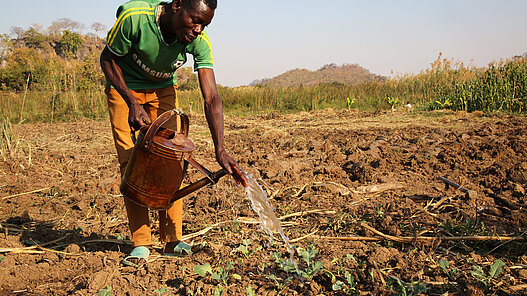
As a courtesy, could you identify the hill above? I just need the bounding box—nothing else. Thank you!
[252,63,385,87]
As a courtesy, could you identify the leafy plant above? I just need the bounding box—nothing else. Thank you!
[385,96,399,110]
[97,285,113,296]
[266,274,292,294]
[186,286,201,296]
[271,251,298,273]
[435,98,452,109]
[387,276,428,296]
[296,244,324,280]
[330,270,358,295]
[154,287,168,296]
[272,245,324,280]
[346,96,355,110]
[194,263,213,277]
[237,239,262,259]
[213,285,224,296]
[194,261,241,286]
[246,285,255,296]
[438,259,458,277]
[470,259,506,286]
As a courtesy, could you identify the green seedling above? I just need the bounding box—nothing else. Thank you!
[388,276,427,296]
[186,287,201,296]
[194,263,213,277]
[194,261,241,286]
[438,259,458,277]
[97,285,113,296]
[272,245,323,280]
[266,274,292,294]
[211,261,241,286]
[470,259,506,287]
[297,244,324,280]
[375,205,384,218]
[154,287,167,296]
[237,239,262,259]
[213,285,224,296]
[331,270,358,295]
[0,256,5,263]
[271,252,298,273]
[246,285,255,296]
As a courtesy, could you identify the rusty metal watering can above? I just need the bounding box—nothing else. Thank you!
[120,109,227,210]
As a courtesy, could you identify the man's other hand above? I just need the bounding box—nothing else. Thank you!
[216,149,249,187]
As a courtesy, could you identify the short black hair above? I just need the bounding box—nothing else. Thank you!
[182,0,217,10]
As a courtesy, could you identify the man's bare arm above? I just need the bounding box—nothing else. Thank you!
[100,47,151,131]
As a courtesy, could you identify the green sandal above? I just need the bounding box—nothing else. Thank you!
[164,241,206,257]
[122,246,150,267]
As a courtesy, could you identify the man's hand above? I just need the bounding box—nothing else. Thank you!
[216,148,249,187]
[128,102,152,131]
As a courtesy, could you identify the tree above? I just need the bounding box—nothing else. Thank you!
[177,67,198,90]
[48,18,85,35]
[30,23,44,33]
[59,30,83,57]
[24,28,49,49]
[91,22,106,41]
[0,48,41,90]
[9,26,25,39]
[0,34,12,59]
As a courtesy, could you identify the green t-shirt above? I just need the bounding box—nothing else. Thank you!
[106,0,214,89]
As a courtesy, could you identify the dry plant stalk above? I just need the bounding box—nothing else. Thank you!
[1,187,52,200]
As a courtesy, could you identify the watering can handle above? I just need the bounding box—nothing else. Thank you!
[142,109,189,150]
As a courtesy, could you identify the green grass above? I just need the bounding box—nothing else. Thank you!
[1,56,526,123]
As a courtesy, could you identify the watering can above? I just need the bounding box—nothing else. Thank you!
[120,109,227,210]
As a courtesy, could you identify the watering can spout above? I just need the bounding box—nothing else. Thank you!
[171,168,228,203]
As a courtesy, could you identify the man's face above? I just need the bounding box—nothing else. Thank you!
[171,1,214,44]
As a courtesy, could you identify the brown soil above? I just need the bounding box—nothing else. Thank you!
[1,109,526,295]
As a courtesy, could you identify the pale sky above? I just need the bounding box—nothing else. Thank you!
[1,0,526,86]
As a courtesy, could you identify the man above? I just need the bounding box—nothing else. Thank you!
[100,0,248,266]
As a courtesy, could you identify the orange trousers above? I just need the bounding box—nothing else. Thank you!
[106,86,182,247]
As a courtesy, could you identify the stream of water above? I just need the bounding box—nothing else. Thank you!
[244,173,299,273]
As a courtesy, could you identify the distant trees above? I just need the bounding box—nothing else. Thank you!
[0,34,12,59]
[23,28,50,49]
[9,26,25,39]
[177,67,199,90]
[0,19,104,91]
[48,18,85,36]
[91,22,106,41]
[58,30,83,57]
[3,17,108,60]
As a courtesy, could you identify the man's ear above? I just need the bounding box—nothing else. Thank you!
[171,0,182,13]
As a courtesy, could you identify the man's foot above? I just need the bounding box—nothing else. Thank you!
[163,241,206,257]
[122,246,150,267]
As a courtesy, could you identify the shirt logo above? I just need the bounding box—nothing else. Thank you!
[132,53,174,79]
[173,60,185,69]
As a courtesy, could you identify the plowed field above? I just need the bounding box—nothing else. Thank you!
[1,109,526,295]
